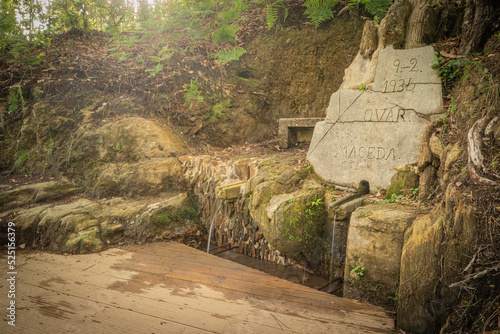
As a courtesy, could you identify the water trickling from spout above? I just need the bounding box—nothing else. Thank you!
[207,193,223,254]
[328,212,337,285]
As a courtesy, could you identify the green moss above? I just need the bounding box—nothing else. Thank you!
[153,205,198,227]
[358,210,374,219]
[279,191,327,264]
[63,229,102,254]
[386,170,419,198]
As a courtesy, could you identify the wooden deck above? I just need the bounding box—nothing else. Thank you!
[1,242,394,333]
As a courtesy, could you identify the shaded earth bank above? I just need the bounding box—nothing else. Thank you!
[1,1,500,333]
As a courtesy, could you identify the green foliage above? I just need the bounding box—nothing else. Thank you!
[145,63,164,77]
[213,46,247,65]
[8,85,25,113]
[212,24,240,44]
[153,204,198,229]
[348,0,393,25]
[14,148,29,171]
[18,51,45,65]
[301,162,314,174]
[0,0,22,40]
[351,265,366,276]
[265,0,288,29]
[302,0,338,28]
[310,195,324,208]
[210,98,231,121]
[145,46,174,77]
[359,83,367,90]
[449,96,457,114]
[431,53,474,84]
[389,287,399,302]
[184,77,204,109]
[381,194,403,203]
[409,187,419,198]
[288,197,296,203]
[364,0,392,24]
[305,195,324,216]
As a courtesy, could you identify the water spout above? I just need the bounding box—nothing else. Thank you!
[207,193,223,253]
[328,212,337,285]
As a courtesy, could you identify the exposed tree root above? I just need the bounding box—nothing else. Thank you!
[467,114,499,186]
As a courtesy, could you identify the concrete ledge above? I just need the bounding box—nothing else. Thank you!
[278,117,324,148]
[215,181,246,201]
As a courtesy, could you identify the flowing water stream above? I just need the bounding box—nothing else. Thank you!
[329,212,337,285]
[206,194,223,254]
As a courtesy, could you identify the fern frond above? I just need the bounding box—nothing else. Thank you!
[265,0,286,29]
[364,0,392,20]
[183,77,204,109]
[214,46,247,65]
[8,85,24,113]
[265,3,279,29]
[212,24,241,44]
[303,0,338,28]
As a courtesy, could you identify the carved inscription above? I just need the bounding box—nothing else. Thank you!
[363,108,411,122]
[383,78,416,92]
[308,46,441,189]
[381,58,423,93]
[393,58,420,73]
[335,146,396,160]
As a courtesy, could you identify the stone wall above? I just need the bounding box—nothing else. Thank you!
[181,153,380,279]
[182,155,296,266]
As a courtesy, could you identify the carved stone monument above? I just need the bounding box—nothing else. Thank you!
[307,45,443,190]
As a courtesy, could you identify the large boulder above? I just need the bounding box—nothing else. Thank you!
[398,186,478,334]
[9,192,197,254]
[251,178,327,267]
[93,158,185,198]
[63,117,190,197]
[344,203,417,308]
[68,117,189,167]
[397,213,443,333]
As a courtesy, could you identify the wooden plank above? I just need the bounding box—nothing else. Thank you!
[14,241,387,327]
[14,245,390,322]
[14,256,392,333]
[0,242,395,333]
[6,285,213,333]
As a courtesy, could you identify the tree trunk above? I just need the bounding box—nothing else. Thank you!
[459,0,499,55]
[405,0,443,49]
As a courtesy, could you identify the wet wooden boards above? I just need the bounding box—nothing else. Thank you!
[0,242,394,333]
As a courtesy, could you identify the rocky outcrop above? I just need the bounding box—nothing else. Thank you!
[10,94,190,198]
[398,212,444,333]
[344,204,417,308]
[397,186,479,333]
[66,116,189,197]
[3,192,197,254]
[0,181,82,213]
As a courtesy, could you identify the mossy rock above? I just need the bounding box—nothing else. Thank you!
[92,158,185,198]
[251,181,284,208]
[68,117,189,168]
[63,228,103,254]
[386,168,419,198]
[255,188,327,267]
[398,213,443,333]
[7,192,197,254]
[344,204,417,309]
[145,193,199,238]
